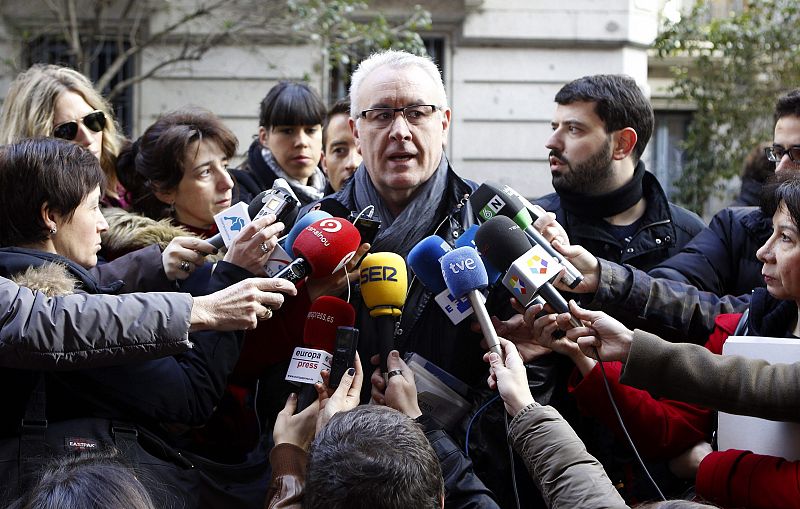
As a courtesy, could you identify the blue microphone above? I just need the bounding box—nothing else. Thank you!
[455,225,502,285]
[284,210,332,259]
[440,247,501,356]
[408,236,476,325]
[407,235,451,294]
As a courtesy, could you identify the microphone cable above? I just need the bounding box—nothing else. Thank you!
[593,346,667,502]
[504,410,522,509]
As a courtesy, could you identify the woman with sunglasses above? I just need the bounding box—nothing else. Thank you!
[231,80,328,206]
[0,64,129,208]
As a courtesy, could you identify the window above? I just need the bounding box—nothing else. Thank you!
[25,35,135,135]
[328,36,446,104]
[650,111,693,200]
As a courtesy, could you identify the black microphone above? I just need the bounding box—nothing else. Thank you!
[468,181,583,289]
[475,215,580,327]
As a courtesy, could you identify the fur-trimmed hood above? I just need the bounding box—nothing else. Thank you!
[10,261,78,297]
[101,207,194,259]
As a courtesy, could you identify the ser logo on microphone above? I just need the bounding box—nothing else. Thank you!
[360,265,399,284]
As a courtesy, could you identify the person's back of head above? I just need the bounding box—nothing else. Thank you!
[555,74,654,163]
[304,405,444,509]
[13,449,155,509]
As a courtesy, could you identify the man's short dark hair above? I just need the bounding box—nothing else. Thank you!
[554,74,654,164]
[0,137,105,247]
[773,89,800,122]
[323,98,351,148]
[304,406,444,509]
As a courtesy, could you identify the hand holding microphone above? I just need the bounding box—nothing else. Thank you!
[286,296,355,412]
[276,217,361,284]
[468,181,583,289]
[474,215,581,329]
[359,252,407,378]
[440,246,502,357]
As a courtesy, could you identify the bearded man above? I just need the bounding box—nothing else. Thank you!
[535,74,703,270]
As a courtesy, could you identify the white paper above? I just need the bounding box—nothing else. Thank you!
[718,335,800,460]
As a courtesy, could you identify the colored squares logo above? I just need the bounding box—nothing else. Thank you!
[509,275,527,295]
[527,255,548,275]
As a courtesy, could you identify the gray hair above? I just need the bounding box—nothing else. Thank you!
[349,50,447,119]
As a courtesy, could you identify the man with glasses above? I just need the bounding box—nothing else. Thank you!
[649,89,800,296]
[306,49,506,504]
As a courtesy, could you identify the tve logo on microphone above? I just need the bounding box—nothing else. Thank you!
[445,257,477,274]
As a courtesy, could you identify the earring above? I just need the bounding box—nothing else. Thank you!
[49,227,57,235]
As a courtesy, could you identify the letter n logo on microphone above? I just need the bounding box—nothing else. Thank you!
[479,195,505,221]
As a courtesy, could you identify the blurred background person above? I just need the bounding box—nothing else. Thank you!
[0,64,128,208]
[231,80,327,206]
[321,98,361,193]
[731,141,775,207]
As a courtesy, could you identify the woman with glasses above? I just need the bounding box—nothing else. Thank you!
[231,80,328,206]
[0,64,129,208]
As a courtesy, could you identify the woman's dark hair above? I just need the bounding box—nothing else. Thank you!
[761,172,800,227]
[12,449,155,509]
[117,107,237,220]
[0,137,105,247]
[259,81,326,129]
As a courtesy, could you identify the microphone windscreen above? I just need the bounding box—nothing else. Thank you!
[474,215,532,271]
[302,296,356,352]
[285,210,332,258]
[455,225,502,284]
[246,190,271,219]
[293,217,361,277]
[469,182,533,229]
[440,246,489,298]
[359,252,408,317]
[407,235,451,294]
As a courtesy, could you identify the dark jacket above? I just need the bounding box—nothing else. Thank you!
[0,247,248,436]
[309,165,491,387]
[649,206,771,297]
[535,170,705,271]
[305,164,523,506]
[229,140,276,205]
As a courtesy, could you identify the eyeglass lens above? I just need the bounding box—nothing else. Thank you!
[53,111,106,141]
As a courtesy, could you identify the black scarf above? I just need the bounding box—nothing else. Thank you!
[329,156,451,257]
[558,160,646,218]
[746,288,798,337]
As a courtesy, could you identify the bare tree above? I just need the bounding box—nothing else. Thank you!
[1,0,430,101]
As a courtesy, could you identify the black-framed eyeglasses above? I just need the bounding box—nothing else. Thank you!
[359,105,439,128]
[765,144,800,164]
[53,111,106,141]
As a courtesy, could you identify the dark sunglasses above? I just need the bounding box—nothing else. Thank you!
[53,111,106,141]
